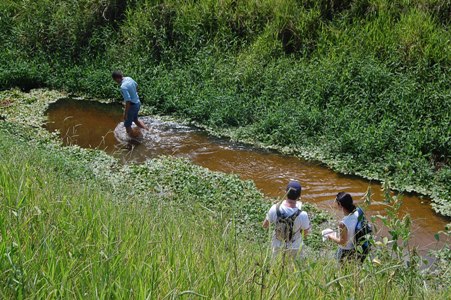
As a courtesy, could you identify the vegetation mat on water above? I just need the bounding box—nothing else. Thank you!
[0,90,450,298]
[0,0,449,216]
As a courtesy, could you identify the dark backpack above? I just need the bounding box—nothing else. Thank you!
[354,207,372,253]
[274,202,302,243]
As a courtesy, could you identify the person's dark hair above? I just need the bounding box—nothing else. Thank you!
[336,192,356,213]
[112,70,123,80]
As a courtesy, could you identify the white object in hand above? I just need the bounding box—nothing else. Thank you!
[321,228,336,242]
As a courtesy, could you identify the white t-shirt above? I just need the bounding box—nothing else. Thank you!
[266,201,310,250]
[339,210,359,250]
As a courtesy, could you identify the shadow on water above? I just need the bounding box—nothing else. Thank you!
[45,98,450,253]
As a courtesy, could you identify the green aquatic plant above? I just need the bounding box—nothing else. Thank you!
[1,87,450,297]
[0,0,449,216]
[0,121,449,299]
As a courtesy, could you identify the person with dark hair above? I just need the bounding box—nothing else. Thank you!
[112,71,148,137]
[327,192,361,262]
[262,180,311,260]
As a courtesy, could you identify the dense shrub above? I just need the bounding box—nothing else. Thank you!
[0,0,449,213]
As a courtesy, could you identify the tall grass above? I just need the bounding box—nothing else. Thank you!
[0,124,449,299]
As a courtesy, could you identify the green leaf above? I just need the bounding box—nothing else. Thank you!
[434,233,440,241]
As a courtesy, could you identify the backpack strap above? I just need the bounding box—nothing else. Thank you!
[276,201,301,220]
[290,209,302,220]
[356,207,365,222]
[287,209,302,241]
[276,201,283,218]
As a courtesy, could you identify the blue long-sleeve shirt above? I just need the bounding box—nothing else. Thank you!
[120,77,140,104]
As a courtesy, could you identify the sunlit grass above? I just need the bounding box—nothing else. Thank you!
[0,124,449,299]
[0,1,449,295]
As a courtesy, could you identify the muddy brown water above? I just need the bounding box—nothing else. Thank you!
[45,98,449,252]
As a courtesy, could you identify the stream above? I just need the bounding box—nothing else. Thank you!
[45,98,449,253]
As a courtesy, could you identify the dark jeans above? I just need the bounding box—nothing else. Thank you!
[336,248,356,262]
[336,247,369,263]
[124,102,140,128]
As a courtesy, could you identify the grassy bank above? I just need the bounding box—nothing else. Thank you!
[0,0,449,215]
[1,106,450,298]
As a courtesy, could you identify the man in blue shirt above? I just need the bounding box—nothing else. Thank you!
[112,71,148,136]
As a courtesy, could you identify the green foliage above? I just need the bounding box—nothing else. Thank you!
[0,121,449,299]
[0,0,449,214]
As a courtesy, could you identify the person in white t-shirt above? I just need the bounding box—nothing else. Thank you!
[327,192,359,262]
[262,180,311,260]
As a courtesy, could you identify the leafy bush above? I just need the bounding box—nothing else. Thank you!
[0,0,449,214]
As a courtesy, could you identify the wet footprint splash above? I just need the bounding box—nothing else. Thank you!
[113,117,194,147]
[114,123,143,144]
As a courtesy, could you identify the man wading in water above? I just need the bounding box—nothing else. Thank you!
[262,180,311,261]
[112,71,149,137]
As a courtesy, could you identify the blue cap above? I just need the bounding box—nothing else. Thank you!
[286,180,302,200]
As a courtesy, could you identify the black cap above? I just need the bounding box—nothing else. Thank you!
[286,180,302,200]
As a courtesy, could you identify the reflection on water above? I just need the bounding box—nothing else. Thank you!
[46,98,450,252]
